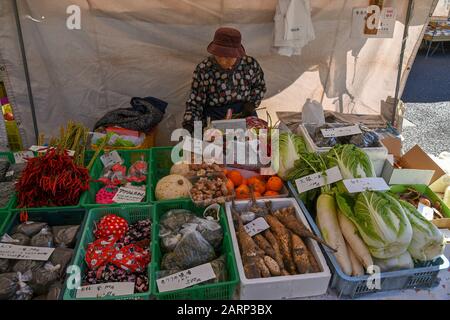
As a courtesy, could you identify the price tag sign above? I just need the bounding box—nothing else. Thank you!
[76,282,135,299]
[244,217,270,237]
[417,203,434,221]
[156,263,216,293]
[321,125,362,138]
[112,187,146,203]
[29,145,48,152]
[343,178,390,193]
[13,151,34,164]
[0,243,55,261]
[100,151,122,167]
[295,166,343,193]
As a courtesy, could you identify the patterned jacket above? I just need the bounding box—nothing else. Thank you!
[182,55,266,129]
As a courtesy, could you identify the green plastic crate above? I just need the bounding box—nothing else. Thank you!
[0,151,17,210]
[63,205,153,300]
[0,211,13,234]
[149,146,191,202]
[389,184,450,218]
[81,149,151,208]
[1,208,88,300]
[151,200,239,300]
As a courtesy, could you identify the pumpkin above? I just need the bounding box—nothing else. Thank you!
[155,174,192,200]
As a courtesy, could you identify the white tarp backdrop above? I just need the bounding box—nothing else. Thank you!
[0,0,437,147]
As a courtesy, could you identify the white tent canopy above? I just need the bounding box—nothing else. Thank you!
[0,0,437,147]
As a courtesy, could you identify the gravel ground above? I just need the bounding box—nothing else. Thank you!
[402,101,450,156]
[401,44,450,156]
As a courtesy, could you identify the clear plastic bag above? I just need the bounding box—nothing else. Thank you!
[171,230,216,270]
[127,158,148,183]
[160,209,195,231]
[49,248,74,276]
[30,227,54,247]
[14,222,48,237]
[0,259,10,273]
[30,262,61,296]
[12,260,45,274]
[189,216,223,250]
[0,271,33,300]
[52,225,80,248]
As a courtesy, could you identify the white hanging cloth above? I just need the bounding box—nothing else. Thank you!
[273,0,315,57]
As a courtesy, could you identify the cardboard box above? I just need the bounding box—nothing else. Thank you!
[381,138,446,185]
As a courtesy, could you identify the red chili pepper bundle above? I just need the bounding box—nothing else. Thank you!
[15,148,90,208]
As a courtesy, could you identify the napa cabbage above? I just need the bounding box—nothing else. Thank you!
[328,144,375,179]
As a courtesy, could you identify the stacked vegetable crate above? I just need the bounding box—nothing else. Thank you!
[81,149,151,208]
[151,200,239,300]
[287,182,450,298]
[63,205,153,300]
[2,208,88,300]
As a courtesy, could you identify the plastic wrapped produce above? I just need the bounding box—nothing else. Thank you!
[12,260,45,274]
[30,262,61,296]
[0,182,15,207]
[52,225,80,248]
[49,248,74,276]
[14,222,48,237]
[160,209,195,230]
[0,271,33,300]
[0,159,10,181]
[4,163,26,181]
[189,216,223,250]
[0,259,10,273]
[172,230,216,269]
[46,282,63,300]
[30,227,54,247]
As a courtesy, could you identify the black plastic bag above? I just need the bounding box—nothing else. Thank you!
[12,260,45,274]
[172,230,216,270]
[52,225,80,248]
[1,233,31,246]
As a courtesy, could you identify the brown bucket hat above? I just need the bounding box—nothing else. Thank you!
[207,27,246,58]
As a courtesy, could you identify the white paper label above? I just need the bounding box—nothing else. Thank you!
[321,125,362,138]
[295,166,343,193]
[343,178,390,193]
[417,203,434,221]
[112,187,146,203]
[100,151,122,167]
[13,151,34,164]
[351,7,396,38]
[29,145,48,152]
[0,243,55,261]
[244,217,270,237]
[76,282,135,299]
[156,263,216,293]
[5,171,14,178]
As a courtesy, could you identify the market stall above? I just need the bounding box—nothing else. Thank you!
[0,0,449,302]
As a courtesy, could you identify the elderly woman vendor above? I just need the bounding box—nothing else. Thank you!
[182,27,267,132]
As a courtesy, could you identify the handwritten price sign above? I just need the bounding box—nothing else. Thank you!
[156,263,216,293]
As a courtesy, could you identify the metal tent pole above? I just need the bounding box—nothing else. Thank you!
[12,0,39,144]
[392,0,414,126]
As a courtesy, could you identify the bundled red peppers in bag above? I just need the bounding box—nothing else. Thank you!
[15,148,90,208]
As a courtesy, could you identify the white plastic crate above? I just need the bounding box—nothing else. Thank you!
[225,198,331,300]
[297,124,388,177]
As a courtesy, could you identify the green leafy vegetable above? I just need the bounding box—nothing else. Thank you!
[400,200,445,261]
[327,144,375,179]
[336,191,413,259]
[275,132,308,179]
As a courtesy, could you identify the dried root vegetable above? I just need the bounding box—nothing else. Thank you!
[253,234,276,259]
[274,206,336,251]
[307,250,321,273]
[291,233,310,274]
[263,230,285,272]
[256,257,271,278]
[265,215,296,274]
[231,205,262,279]
[263,256,281,276]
